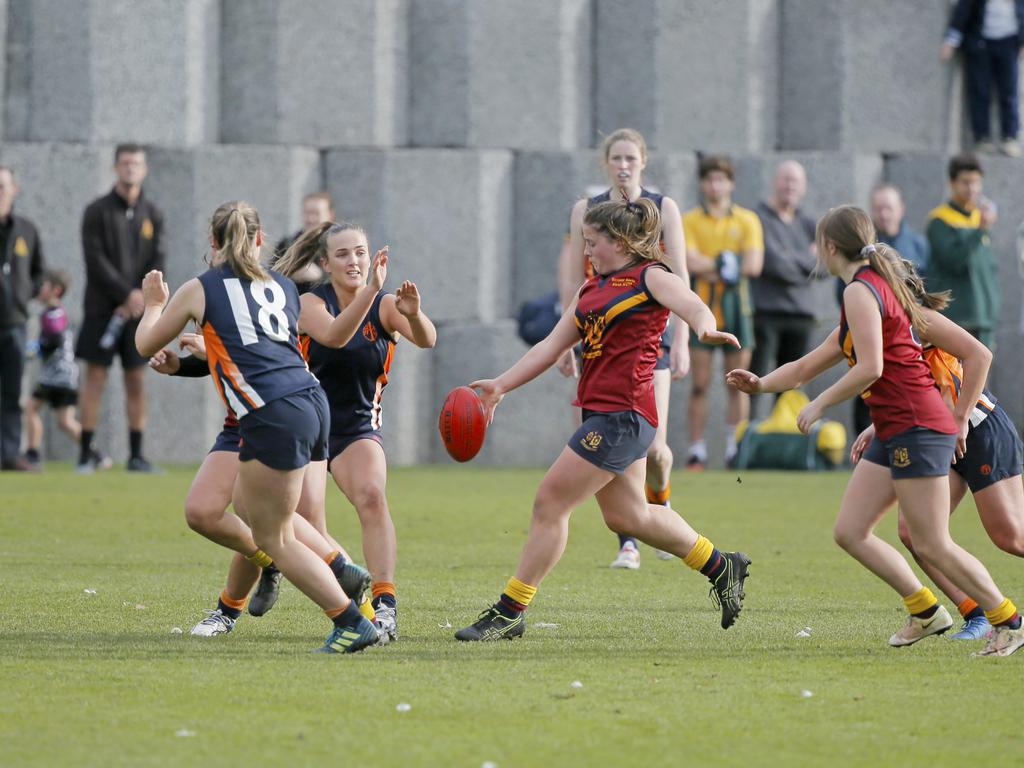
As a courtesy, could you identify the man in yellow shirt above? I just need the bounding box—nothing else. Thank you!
[683,155,764,469]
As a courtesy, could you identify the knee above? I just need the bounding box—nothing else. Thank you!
[910,534,952,565]
[992,529,1024,558]
[601,508,633,536]
[352,486,389,518]
[691,380,708,399]
[184,502,223,535]
[647,442,673,472]
[832,522,862,553]
[531,487,569,526]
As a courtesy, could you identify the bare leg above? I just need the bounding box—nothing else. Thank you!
[975,476,1024,557]
[645,369,673,492]
[296,459,346,554]
[123,366,147,432]
[24,398,43,450]
[687,347,712,449]
[79,364,108,431]
[330,440,395,585]
[185,451,260,554]
[55,405,81,441]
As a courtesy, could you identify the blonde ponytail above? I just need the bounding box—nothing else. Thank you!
[209,201,266,282]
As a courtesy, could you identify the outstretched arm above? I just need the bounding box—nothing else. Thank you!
[727,327,843,394]
[298,247,387,348]
[644,266,739,348]
[380,282,437,348]
[135,273,204,357]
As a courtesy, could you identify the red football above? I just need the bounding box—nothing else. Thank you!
[439,386,487,462]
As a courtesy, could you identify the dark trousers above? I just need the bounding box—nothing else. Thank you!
[0,324,26,463]
[751,313,815,418]
[965,35,1020,141]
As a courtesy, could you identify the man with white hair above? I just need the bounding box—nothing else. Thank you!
[749,160,818,417]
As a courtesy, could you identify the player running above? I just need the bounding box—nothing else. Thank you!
[276,222,437,643]
[456,196,750,642]
[560,127,690,569]
[727,205,1023,657]
[135,201,377,653]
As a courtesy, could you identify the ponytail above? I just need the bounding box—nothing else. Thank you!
[209,201,266,282]
[584,196,664,264]
[817,205,947,333]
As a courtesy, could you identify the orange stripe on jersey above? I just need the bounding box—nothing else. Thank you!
[370,340,395,430]
[202,323,262,410]
[298,334,311,363]
[604,291,650,325]
[923,347,962,405]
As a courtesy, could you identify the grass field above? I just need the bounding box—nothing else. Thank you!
[2,465,1022,767]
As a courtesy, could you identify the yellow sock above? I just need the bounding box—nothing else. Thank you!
[902,587,937,616]
[245,549,273,569]
[358,596,376,621]
[682,535,714,571]
[984,597,1018,626]
[503,577,537,608]
[646,483,671,505]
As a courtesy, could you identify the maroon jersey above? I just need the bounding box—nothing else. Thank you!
[573,261,671,425]
[838,266,956,441]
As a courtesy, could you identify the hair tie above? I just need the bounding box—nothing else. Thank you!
[860,244,877,257]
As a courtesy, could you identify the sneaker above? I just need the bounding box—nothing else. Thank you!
[975,138,997,153]
[248,566,282,617]
[77,448,112,474]
[888,605,953,647]
[373,603,398,644]
[1001,138,1022,158]
[2,456,40,472]
[318,614,379,654]
[610,542,641,570]
[950,614,992,640]
[454,606,526,641]
[338,561,371,603]
[708,551,751,629]
[190,609,236,637]
[126,456,163,473]
[975,623,1024,657]
[685,455,706,472]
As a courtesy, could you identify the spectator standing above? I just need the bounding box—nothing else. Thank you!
[750,160,818,417]
[925,153,999,350]
[683,155,764,469]
[941,0,1024,157]
[273,192,335,292]
[0,166,45,471]
[75,144,165,473]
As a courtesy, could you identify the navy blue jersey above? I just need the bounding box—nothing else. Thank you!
[301,284,395,436]
[198,263,317,418]
[587,187,664,211]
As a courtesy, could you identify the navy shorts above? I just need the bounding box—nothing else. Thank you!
[76,314,148,370]
[953,404,1023,492]
[32,384,77,408]
[328,430,383,466]
[568,409,656,474]
[209,423,241,454]
[861,426,957,480]
[239,387,329,470]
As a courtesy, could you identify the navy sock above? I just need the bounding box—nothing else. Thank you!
[496,594,525,618]
[331,600,365,629]
[217,597,242,621]
[913,605,939,619]
[372,594,397,610]
[80,430,94,463]
[618,534,637,549]
[965,606,986,622]
[326,555,346,580]
[700,548,726,582]
[129,430,143,460]
[1003,614,1022,630]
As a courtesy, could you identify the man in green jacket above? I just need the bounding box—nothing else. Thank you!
[925,153,999,348]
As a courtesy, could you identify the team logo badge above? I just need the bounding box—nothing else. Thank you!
[892,447,911,468]
[981,464,992,475]
[13,236,28,257]
[610,276,636,288]
[141,218,154,240]
[580,431,603,452]
[581,312,605,359]
[362,321,378,342]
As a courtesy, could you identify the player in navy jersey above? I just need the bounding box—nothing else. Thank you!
[728,205,1023,657]
[149,331,373,637]
[455,197,749,642]
[560,128,690,570]
[135,201,377,653]
[276,221,437,643]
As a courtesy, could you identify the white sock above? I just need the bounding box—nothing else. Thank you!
[689,440,707,462]
[725,427,738,460]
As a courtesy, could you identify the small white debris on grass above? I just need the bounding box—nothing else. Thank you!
[482,762,498,768]
[437,618,452,628]
[396,703,411,713]
[170,627,183,635]
[175,729,196,737]
[83,588,97,595]
[800,690,813,698]
[570,680,583,689]
[534,622,559,629]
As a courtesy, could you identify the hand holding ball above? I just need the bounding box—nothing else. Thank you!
[438,386,488,462]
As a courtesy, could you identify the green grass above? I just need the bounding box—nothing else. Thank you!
[1,466,1022,767]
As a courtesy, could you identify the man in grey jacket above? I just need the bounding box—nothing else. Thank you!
[750,161,818,416]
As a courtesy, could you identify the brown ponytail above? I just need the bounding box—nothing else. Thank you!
[816,205,947,332]
[583,196,664,264]
[273,221,367,280]
[209,201,266,282]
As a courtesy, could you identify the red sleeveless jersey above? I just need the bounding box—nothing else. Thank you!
[838,266,956,441]
[573,261,671,425]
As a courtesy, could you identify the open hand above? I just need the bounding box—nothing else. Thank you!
[394,280,421,317]
[796,398,824,435]
[725,368,761,394]
[141,270,169,309]
[369,246,389,291]
[849,424,875,464]
[469,379,504,425]
[699,329,741,348]
[149,348,180,375]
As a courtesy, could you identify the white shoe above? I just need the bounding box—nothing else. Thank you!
[655,550,675,561]
[888,605,953,647]
[975,138,997,153]
[373,603,398,644]
[190,609,236,637]
[610,543,640,570]
[1001,138,1022,158]
[975,623,1024,657]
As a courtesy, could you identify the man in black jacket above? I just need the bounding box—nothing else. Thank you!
[0,166,45,470]
[75,144,165,473]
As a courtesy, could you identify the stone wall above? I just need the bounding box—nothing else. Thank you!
[4,0,1021,466]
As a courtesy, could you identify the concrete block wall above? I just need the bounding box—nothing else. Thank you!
[3,0,1022,467]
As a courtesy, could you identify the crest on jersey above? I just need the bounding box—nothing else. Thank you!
[13,236,28,257]
[362,321,378,342]
[581,312,605,359]
[892,447,911,468]
[580,431,603,451]
[981,463,992,475]
[141,218,154,240]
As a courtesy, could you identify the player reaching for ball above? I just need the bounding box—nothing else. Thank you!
[454,196,750,642]
[727,205,1024,657]
[135,201,378,653]
[276,221,436,643]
